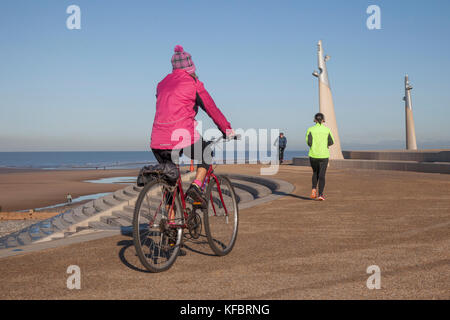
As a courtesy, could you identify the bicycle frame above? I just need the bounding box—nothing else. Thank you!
[165,164,229,229]
[159,135,239,229]
[203,165,229,218]
[134,136,240,272]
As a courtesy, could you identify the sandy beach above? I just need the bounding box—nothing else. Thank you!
[0,168,140,212]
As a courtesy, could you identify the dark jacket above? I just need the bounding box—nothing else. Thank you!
[278,136,287,149]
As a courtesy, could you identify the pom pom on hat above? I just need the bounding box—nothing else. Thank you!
[171,45,196,75]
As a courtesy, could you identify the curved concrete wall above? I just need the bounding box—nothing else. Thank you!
[293,156,450,174]
[342,150,450,162]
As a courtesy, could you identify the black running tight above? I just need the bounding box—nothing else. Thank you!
[309,157,329,195]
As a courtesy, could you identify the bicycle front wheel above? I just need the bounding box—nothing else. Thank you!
[204,175,239,256]
[133,179,183,273]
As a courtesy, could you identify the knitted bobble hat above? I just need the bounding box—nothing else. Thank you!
[171,45,196,74]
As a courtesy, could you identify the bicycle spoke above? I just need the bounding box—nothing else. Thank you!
[133,180,183,272]
[204,176,239,256]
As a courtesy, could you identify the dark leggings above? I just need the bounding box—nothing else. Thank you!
[310,157,329,195]
[152,138,213,170]
[279,147,285,161]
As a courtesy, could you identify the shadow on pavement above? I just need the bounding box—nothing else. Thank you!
[117,233,216,273]
[182,234,216,257]
[273,191,314,201]
[116,239,152,273]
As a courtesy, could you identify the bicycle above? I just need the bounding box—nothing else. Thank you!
[133,136,240,273]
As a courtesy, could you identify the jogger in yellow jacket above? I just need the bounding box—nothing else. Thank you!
[305,113,334,201]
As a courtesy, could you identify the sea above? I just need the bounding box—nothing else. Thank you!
[0,151,308,170]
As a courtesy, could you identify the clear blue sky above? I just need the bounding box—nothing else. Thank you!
[1,0,450,151]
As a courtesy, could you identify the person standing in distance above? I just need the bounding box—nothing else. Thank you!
[305,113,334,201]
[275,133,287,164]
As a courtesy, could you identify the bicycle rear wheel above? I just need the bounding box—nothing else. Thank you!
[204,175,239,256]
[133,179,183,273]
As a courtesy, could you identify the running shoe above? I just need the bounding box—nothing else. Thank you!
[317,194,326,201]
[311,188,317,199]
[186,183,207,208]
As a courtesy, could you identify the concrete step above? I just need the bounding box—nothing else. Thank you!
[28,224,49,239]
[61,211,78,224]
[99,216,116,226]
[83,206,97,216]
[112,210,133,223]
[227,174,279,192]
[113,189,131,202]
[123,205,135,214]
[6,236,19,248]
[64,231,76,238]
[103,195,122,206]
[50,235,65,241]
[129,208,153,224]
[81,200,99,215]
[93,199,110,212]
[75,226,90,233]
[123,185,139,197]
[17,231,32,246]
[51,215,70,231]
[36,221,54,235]
[72,207,89,220]
[113,217,132,227]
[226,184,254,203]
[88,221,121,231]
[124,204,155,216]
[229,182,259,199]
[230,179,272,199]
[100,215,130,227]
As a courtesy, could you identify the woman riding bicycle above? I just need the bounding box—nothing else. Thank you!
[150,45,235,206]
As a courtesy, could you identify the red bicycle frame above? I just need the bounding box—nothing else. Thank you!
[203,166,229,217]
[166,165,229,227]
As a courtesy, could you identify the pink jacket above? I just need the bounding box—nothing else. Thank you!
[150,69,232,150]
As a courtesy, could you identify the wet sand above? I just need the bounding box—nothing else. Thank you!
[0,168,139,212]
[0,164,448,299]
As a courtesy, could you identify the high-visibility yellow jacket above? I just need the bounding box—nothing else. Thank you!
[305,123,334,159]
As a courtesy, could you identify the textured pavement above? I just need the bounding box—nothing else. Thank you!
[0,164,449,300]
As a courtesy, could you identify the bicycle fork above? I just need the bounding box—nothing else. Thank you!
[209,176,229,223]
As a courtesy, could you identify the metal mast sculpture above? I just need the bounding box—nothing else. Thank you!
[312,40,344,159]
[403,75,418,150]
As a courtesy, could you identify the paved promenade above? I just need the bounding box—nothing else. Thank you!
[0,165,448,299]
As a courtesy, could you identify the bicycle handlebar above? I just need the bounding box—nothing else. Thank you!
[209,134,241,147]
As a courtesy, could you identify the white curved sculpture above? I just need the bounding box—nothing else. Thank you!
[312,40,344,159]
[403,75,418,150]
